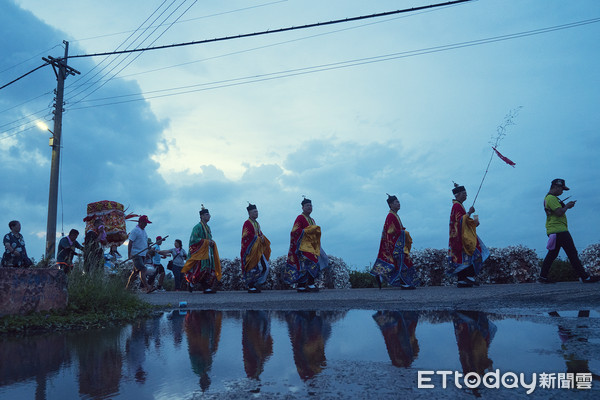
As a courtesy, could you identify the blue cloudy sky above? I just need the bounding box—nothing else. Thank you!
[1,0,599,269]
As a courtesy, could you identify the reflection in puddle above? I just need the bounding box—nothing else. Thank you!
[242,310,273,381]
[1,309,599,398]
[373,311,419,368]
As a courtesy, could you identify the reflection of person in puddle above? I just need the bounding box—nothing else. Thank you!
[372,311,419,367]
[285,311,332,380]
[74,327,124,397]
[185,310,223,391]
[549,310,600,381]
[242,310,273,381]
[453,311,497,397]
[168,309,186,348]
[125,321,149,384]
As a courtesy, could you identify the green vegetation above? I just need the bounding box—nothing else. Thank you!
[546,258,579,282]
[0,266,155,335]
[349,268,382,288]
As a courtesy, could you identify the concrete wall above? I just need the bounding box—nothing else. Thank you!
[0,268,68,316]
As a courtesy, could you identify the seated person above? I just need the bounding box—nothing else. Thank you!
[104,244,122,273]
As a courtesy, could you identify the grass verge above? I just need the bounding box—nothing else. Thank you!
[0,267,156,334]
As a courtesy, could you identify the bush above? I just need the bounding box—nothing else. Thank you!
[410,245,540,286]
[321,255,351,289]
[349,269,378,288]
[216,254,351,290]
[581,243,600,276]
[480,245,539,284]
[67,265,147,314]
[546,259,579,282]
[412,248,450,286]
[217,257,245,291]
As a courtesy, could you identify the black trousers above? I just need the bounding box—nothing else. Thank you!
[540,231,588,279]
[457,265,475,281]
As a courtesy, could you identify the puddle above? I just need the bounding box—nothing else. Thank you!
[1,309,599,398]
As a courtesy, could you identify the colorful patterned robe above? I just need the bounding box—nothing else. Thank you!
[240,219,271,287]
[242,310,273,380]
[453,311,497,378]
[185,310,222,392]
[283,214,328,285]
[182,221,221,287]
[372,311,420,368]
[448,200,489,275]
[285,311,331,380]
[371,210,416,287]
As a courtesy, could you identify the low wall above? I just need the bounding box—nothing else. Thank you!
[0,268,68,316]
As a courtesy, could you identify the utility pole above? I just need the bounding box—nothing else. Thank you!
[43,41,80,260]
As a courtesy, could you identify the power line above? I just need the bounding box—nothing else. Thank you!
[0,63,49,91]
[65,0,173,94]
[66,0,198,107]
[110,1,458,82]
[0,90,54,116]
[0,44,62,75]
[66,16,600,110]
[67,0,474,59]
[0,107,51,131]
[70,0,289,43]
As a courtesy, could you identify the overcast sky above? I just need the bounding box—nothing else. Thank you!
[1,0,599,269]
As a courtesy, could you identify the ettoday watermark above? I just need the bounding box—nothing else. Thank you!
[418,370,593,394]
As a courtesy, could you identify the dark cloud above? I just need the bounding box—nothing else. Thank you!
[1,3,168,259]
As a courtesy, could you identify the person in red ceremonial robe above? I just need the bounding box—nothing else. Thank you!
[448,183,489,288]
[371,194,416,289]
[241,203,271,293]
[283,197,328,293]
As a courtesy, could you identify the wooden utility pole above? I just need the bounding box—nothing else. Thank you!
[43,41,80,259]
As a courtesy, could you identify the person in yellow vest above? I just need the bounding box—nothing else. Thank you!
[539,178,599,283]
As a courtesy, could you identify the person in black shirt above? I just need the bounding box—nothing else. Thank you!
[56,229,83,272]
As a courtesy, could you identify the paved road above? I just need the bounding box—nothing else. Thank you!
[139,281,600,313]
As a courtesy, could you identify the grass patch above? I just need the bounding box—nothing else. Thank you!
[349,268,382,288]
[546,259,579,282]
[0,267,155,334]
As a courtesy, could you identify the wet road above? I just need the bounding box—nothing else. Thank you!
[139,281,600,314]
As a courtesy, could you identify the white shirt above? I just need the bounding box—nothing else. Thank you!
[128,225,148,257]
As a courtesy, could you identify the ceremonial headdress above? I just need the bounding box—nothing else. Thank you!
[301,196,311,206]
[199,204,209,216]
[452,182,466,195]
[386,193,398,206]
[247,202,257,211]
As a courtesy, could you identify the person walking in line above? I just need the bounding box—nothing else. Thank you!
[163,239,187,291]
[83,218,107,273]
[448,183,489,288]
[182,205,221,293]
[241,203,271,293]
[126,215,155,293]
[539,178,599,284]
[283,197,328,293]
[371,194,416,290]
